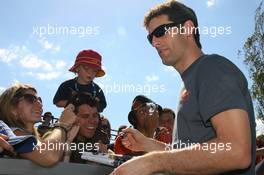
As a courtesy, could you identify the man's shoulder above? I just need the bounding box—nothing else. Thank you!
[195,54,248,89]
[197,54,240,75]
[200,54,233,67]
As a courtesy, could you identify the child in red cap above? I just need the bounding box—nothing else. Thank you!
[53,49,107,112]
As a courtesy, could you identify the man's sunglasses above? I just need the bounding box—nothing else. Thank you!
[147,21,186,44]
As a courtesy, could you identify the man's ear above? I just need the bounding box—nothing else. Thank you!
[184,20,196,38]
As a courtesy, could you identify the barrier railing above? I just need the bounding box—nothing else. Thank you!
[0,158,114,175]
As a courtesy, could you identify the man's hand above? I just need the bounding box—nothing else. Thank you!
[66,125,80,143]
[59,104,77,128]
[121,127,149,152]
[122,127,166,152]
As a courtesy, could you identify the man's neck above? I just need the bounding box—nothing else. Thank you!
[173,47,203,74]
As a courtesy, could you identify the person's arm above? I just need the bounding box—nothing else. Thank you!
[0,134,14,153]
[111,109,251,175]
[20,128,67,166]
[53,81,71,108]
[19,104,77,167]
[55,100,68,108]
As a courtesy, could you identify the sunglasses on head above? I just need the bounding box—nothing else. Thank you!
[135,102,158,116]
[147,20,187,44]
[19,94,42,104]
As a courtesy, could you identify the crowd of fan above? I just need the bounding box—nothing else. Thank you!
[0,49,175,166]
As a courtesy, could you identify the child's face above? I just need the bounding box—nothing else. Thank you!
[77,65,98,83]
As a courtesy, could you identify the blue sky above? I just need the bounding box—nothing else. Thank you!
[0,0,263,135]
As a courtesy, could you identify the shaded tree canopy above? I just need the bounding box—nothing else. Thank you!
[242,0,264,121]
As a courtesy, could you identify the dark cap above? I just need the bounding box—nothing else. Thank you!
[128,95,162,127]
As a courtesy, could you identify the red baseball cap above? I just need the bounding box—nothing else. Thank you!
[69,49,105,77]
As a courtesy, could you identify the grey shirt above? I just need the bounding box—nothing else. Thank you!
[173,54,256,174]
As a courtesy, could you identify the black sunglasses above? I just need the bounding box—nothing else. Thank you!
[147,21,186,44]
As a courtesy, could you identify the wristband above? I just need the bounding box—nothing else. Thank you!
[53,122,71,134]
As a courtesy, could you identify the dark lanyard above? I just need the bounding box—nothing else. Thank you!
[74,78,97,98]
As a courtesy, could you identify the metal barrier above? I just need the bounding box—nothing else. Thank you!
[0,158,114,175]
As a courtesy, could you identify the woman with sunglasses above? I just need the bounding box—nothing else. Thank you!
[0,83,77,167]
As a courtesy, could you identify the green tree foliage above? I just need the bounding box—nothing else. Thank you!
[242,0,264,121]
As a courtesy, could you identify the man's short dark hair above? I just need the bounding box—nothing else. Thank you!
[144,0,202,49]
[69,92,99,113]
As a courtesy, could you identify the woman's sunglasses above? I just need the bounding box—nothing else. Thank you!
[19,94,42,104]
[147,21,186,44]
